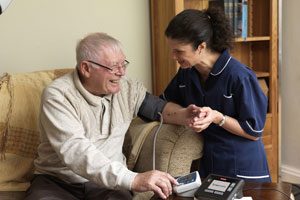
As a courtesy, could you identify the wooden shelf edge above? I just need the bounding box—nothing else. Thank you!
[235,36,270,42]
[255,71,270,78]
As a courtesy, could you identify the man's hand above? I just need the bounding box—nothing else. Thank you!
[131,170,177,199]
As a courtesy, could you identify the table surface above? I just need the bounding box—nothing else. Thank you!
[150,182,292,200]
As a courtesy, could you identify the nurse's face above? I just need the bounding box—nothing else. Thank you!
[167,38,200,68]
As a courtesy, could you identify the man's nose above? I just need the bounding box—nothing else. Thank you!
[115,66,126,75]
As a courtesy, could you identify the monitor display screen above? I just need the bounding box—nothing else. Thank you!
[208,180,230,192]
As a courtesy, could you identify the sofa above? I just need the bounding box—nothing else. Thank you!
[0,69,203,200]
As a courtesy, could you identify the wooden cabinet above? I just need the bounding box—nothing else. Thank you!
[150,0,278,182]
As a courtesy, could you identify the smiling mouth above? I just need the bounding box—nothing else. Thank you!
[110,80,119,84]
[178,60,185,65]
[178,61,187,66]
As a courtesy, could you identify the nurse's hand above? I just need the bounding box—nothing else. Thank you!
[189,106,220,132]
[181,104,204,126]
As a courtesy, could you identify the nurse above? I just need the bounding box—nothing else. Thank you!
[161,7,271,182]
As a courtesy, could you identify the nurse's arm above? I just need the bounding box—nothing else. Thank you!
[215,113,259,141]
[191,107,259,141]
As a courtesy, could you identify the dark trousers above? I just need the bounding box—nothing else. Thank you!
[24,174,133,200]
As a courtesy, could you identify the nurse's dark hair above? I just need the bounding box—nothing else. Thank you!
[165,7,233,52]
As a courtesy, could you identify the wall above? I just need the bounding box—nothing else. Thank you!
[281,0,300,184]
[0,0,152,91]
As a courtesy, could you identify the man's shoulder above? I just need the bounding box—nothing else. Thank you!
[119,76,145,92]
[115,77,147,103]
[43,72,74,99]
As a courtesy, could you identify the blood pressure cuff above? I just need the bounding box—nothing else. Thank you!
[138,92,167,121]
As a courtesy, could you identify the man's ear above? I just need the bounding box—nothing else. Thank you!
[78,61,91,78]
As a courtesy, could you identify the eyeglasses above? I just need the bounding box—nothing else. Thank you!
[86,60,129,74]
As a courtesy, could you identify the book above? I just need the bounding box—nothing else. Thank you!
[241,0,248,38]
[234,0,248,39]
[224,0,234,33]
[209,0,246,38]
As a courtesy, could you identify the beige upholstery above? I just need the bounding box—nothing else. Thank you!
[128,119,203,200]
[0,69,203,200]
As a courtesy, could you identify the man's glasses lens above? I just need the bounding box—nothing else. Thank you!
[86,60,129,73]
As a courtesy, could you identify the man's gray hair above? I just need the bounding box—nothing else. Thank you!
[76,32,123,68]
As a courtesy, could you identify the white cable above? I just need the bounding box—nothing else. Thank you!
[152,112,163,170]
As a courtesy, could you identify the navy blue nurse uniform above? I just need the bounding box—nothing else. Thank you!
[160,50,271,182]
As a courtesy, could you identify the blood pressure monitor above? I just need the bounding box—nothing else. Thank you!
[173,171,202,197]
[194,174,245,200]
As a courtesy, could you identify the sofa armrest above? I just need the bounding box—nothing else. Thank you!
[128,121,203,177]
[124,119,203,200]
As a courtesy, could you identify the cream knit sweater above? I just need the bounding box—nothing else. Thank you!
[34,70,146,190]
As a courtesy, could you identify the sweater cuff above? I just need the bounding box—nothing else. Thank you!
[118,169,138,190]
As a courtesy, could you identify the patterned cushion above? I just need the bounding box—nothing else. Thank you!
[132,123,204,200]
[134,123,203,176]
[0,69,72,191]
[0,191,25,200]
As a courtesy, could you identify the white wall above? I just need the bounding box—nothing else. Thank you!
[0,0,152,91]
[281,0,300,184]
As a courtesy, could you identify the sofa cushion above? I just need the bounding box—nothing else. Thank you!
[0,69,72,191]
[0,191,25,200]
[134,123,203,177]
[131,123,204,200]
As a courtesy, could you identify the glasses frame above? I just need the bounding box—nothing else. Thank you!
[86,60,129,73]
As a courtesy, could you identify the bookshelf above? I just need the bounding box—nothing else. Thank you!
[150,0,278,182]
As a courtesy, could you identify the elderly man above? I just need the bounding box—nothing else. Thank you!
[24,32,200,200]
